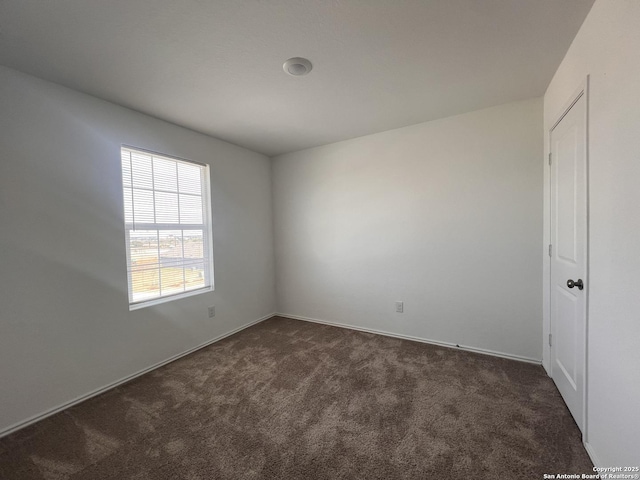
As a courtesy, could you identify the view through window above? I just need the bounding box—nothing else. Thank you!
[121,147,214,307]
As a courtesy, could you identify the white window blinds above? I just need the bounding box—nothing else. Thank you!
[121,146,214,308]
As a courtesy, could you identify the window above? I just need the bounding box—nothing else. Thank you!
[121,146,214,309]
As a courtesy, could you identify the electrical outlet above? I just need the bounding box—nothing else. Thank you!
[208,306,215,318]
[395,301,404,313]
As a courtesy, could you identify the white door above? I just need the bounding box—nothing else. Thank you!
[550,90,587,433]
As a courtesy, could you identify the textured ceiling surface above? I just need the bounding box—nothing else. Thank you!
[0,0,594,156]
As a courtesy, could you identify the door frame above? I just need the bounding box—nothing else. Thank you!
[546,76,590,441]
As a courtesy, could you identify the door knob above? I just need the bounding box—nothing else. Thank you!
[567,279,584,290]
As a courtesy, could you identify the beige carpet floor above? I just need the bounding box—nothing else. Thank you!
[0,316,593,479]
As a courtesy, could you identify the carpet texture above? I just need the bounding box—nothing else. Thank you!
[0,316,592,479]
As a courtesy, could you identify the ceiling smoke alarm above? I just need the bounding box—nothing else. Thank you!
[283,57,313,76]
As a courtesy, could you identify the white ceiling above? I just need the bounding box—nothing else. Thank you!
[0,0,594,156]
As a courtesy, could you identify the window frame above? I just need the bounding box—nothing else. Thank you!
[121,145,215,310]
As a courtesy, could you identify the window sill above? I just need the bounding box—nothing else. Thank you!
[129,285,214,311]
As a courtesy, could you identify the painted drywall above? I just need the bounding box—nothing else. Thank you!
[273,98,543,362]
[542,0,640,466]
[0,0,593,156]
[0,66,276,434]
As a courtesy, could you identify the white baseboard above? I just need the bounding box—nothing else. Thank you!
[276,312,541,365]
[0,312,276,439]
[583,441,602,468]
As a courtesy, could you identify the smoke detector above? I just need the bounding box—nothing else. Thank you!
[283,57,313,76]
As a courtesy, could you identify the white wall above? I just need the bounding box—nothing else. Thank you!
[542,0,640,466]
[273,98,543,362]
[0,66,276,434]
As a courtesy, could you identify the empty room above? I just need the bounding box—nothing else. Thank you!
[1,0,638,478]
